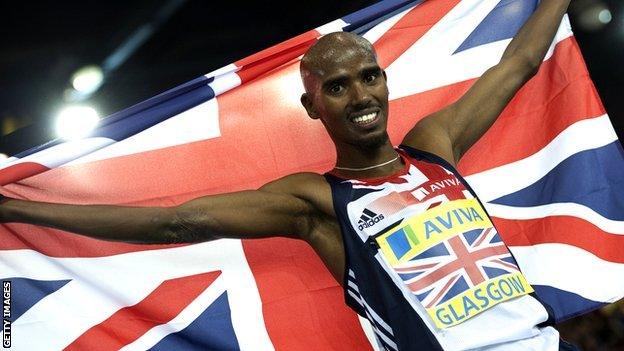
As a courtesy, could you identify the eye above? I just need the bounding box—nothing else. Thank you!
[364,73,378,84]
[329,84,344,95]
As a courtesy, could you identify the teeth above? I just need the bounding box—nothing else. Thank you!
[352,112,377,124]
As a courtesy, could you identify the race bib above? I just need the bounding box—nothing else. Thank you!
[375,198,533,329]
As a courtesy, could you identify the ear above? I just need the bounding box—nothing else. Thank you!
[300,93,320,120]
[382,70,389,94]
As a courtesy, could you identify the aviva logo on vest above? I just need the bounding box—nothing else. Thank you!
[376,199,491,265]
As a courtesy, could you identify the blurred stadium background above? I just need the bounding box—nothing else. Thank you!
[0,1,622,349]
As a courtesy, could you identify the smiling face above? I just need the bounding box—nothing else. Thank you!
[300,32,390,150]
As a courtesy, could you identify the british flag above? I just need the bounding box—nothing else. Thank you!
[4,242,261,350]
[395,227,520,309]
[1,0,623,350]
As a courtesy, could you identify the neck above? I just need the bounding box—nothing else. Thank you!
[333,139,404,179]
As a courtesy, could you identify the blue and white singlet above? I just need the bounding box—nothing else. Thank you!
[324,145,560,351]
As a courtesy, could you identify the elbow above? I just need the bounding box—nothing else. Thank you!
[162,207,219,244]
[149,208,184,244]
[501,54,541,83]
[525,57,541,78]
[516,54,541,78]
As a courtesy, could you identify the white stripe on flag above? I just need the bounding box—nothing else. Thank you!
[209,72,242,96]
[205,63,239,79]
[0,156,18,167]
[67,97,222,166]
[363,5,415,45]
[316,19,348,35]
[0,137,114,170]
[510,243,624,303]
[466,114,618,203]
[486,202,624,235]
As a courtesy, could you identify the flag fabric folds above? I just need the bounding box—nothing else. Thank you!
[1,0,623,350]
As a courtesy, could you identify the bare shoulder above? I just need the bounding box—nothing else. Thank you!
[259,172,335,218]
[402,111,457,167]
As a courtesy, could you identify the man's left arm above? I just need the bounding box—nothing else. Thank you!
[402,0,571,166]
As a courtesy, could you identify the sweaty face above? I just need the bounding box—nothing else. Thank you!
[304,48,390,150]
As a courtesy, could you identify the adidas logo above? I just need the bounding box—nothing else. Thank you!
[358,209,385,230]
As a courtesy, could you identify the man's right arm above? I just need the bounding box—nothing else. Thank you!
[0,173,324,244]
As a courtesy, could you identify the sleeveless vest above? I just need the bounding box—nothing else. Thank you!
[324,145,560,351]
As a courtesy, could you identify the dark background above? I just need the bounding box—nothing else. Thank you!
[0,0,621,156]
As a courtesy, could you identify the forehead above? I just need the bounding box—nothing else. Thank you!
[311,48,379,80]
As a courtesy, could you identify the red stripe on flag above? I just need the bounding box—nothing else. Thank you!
[374,0,461,69]
[64,271,221,351]
[494,216,624,264]
[0,162,50,186]
[235,30,319,83]
[242,238,372,350]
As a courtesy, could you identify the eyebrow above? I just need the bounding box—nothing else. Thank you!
[361,66,382,77]
[322,74,349,90]
[321,65,382,89]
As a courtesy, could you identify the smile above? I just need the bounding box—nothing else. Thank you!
[350,111,379,126]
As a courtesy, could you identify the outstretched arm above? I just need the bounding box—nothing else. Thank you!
[402,0,571,165]
[0,173,328,244]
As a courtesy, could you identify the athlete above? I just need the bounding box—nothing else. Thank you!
[1,0,574,349]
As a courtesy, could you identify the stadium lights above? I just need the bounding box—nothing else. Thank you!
[71,65,104,94]
[576,2,612,31]
[598,8,612,24]
[55,105,100,140]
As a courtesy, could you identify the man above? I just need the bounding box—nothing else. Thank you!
[1,0,575,349]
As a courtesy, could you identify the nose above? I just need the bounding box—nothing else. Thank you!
[350,81,372,110]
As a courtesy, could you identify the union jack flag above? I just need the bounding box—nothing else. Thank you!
[395,227,519,308]
[6,242,257,351]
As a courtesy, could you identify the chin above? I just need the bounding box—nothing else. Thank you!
[357,132,390,150]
